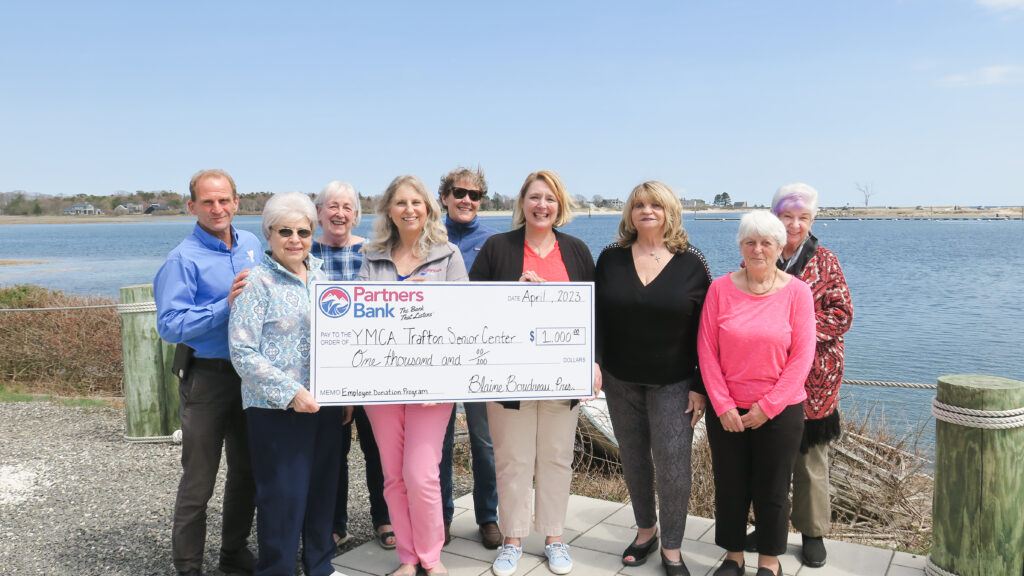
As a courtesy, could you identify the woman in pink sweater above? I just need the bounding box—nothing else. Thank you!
[697,211,815,576]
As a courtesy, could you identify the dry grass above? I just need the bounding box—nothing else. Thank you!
[0,285,123,395]
[829,408,933,553]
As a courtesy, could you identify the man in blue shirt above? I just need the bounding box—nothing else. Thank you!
[436,166,502,549]
[154,169,262,576]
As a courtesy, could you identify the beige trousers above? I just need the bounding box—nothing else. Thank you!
[487,400,579,538]
[790,441,831,537]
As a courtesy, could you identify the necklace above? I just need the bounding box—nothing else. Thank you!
[649,250,661,263]
[745,268,777,296]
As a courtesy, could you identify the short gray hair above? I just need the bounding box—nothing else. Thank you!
[736,210,786,249]
[261,191,317,240]
[315,181,361,226]
[771,182,819,218]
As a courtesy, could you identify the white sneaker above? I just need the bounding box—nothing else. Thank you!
[544,542,573,574]
[492,543,523,576]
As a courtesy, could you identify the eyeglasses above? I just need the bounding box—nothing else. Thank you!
[451,187,484,202]
[275,227,312,239]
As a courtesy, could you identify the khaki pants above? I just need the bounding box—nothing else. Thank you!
[487,400,579,538]
[791,442,831,537]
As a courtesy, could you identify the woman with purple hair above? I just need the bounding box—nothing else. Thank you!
[746,183,854,568]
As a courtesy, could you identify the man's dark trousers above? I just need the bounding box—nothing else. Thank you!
[172,362,255,573]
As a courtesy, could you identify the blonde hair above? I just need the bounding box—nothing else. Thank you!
[616,181,689,253]
[364,175,448,258]
[511,170,576,229]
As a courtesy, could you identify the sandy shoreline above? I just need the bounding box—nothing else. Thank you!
[1,205,1020,226]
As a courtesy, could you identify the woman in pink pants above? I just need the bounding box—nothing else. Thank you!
[358,175,468,576]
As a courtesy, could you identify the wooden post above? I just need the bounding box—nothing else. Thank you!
[930,374,1024,576]
[119,284,179,438]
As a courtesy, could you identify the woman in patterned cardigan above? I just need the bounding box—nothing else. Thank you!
[757,183,854,568]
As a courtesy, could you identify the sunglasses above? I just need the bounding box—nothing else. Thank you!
[275,227,312,239]
[451,187,484,202]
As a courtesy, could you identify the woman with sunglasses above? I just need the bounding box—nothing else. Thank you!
[229,191,353,576]
[357,175,468,576]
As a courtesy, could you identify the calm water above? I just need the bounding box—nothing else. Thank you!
[2,214,1022,449]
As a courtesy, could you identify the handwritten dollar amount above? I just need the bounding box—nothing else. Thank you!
[530,327,586,346]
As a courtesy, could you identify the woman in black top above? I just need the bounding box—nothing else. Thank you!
[595,181,712,576]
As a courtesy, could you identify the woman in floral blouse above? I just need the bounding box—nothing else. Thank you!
[229,191,352,576]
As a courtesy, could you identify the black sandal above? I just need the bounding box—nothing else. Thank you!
[376,527,397,550]
[660,549,691,576]
[622,533,659,566]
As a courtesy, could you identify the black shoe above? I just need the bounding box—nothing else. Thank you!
[755,565,782,576]
[744,529,757,552]
[178,571,201,576]
[713,559,745,576]
[219,547,255,575]
[801,534,827,567]
[660,549,690,576]
[621,533,659,566]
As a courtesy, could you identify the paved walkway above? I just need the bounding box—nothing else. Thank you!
[331,494,927,576]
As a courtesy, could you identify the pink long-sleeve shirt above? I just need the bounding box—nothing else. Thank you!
[697,273,816,419]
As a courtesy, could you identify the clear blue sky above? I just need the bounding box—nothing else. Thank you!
[2,0,1022,207]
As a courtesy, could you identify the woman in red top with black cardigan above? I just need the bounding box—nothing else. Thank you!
[469,170,597,576]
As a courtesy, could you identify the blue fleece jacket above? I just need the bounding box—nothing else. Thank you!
[444,215,498,271]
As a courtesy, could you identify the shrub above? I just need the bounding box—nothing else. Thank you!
[0,284,122,395]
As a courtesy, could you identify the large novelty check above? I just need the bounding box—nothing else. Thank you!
[310,281,594,405]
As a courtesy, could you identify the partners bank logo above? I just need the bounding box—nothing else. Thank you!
[319,288,352,318]
[320,286,425,319]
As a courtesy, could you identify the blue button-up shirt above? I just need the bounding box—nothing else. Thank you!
[154,223,262,360]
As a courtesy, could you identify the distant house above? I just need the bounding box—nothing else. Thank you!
[603,199,624,210]
[732,201,748,208]
[144,204,172,215]
[114,203,144,215]
[64,202,100,215]
[680,198,707,208]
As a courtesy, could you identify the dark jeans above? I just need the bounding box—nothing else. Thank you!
[440,402,498,525]
[248,406,343,576]
[334,405,390,534]
[171,365,255,573]
[706,402,805,557]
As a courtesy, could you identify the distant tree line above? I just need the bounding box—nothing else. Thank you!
[0,190,187,216]
[1,188,749,217]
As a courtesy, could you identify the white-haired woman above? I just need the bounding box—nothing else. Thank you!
[697,211,816,576]
[750,183,852,568]
[312,182,396,552]
[595,181,711,576]
[357,175,467,576]
[229,191,352,576]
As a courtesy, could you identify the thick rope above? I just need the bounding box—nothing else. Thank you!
[925,555,958,576]
[116,302,158,314]
[843,378,936,390]
[0,304,118,312]
[932,398,1024,429]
